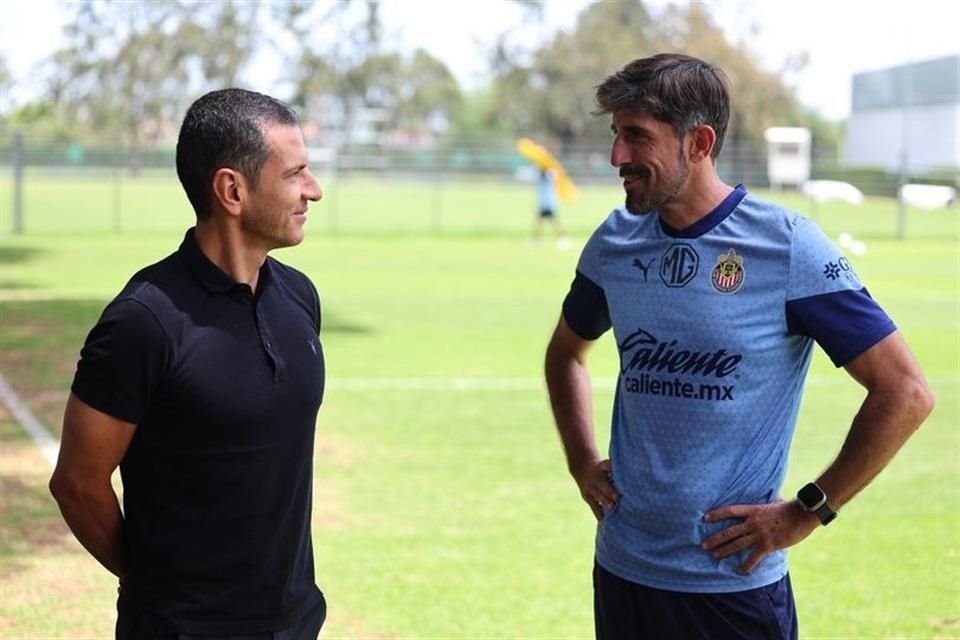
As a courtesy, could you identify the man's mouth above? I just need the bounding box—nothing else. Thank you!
[620,169,646,186]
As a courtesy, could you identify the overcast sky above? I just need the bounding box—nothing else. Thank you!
[3,0,959,121]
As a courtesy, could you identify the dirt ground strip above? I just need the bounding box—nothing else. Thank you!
[0,420,117,637]
[0,305,384,637]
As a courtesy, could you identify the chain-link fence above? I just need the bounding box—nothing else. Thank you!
[1,132,957,236]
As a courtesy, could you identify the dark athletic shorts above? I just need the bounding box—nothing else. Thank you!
[539,207,555,219]
[594,561,798,640]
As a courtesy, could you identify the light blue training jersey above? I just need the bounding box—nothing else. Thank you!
[539,170,557,211]
[563,186,895,593]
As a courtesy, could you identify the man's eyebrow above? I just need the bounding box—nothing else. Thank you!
[612,124,651,137]
[283,163,308,177]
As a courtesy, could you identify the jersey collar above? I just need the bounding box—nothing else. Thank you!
[659,184,747,238]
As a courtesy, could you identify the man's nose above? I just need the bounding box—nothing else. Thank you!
[610,136,631,168]
[304,170,323,201]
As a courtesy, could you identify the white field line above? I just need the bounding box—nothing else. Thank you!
[0,371,59,468]
[1,371,949,466]
[328,377,616,391]
[326,374,851,391]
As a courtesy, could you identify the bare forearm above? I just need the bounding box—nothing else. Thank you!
[53,395,135,579]
[545,348,600,474]
[817,376,934,509]
[703,376,932,574]
[51,482,127,579]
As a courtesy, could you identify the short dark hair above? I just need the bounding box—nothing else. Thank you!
[594,53,730,159]
[176,88,300,219]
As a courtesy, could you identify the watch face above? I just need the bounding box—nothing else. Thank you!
[798,483,826,509]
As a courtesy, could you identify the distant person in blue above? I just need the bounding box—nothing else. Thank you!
[50,89,328,639]
[533,167,569,248]
[544,53,934,640]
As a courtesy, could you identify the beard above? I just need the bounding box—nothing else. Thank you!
[621,146,690,215]
[241,202,303,250]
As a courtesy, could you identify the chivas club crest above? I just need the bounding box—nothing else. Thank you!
[711,249,744,294]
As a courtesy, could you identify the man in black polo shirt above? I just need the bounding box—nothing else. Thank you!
[50,89,327,638]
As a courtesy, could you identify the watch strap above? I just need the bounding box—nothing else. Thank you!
[798,482,838,526]
[813,502,838,525]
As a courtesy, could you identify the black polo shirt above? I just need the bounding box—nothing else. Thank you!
[72,228,325,634]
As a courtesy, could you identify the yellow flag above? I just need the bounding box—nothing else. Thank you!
[516,138,578,202]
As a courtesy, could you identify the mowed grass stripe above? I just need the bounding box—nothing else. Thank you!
[0,177,956,638]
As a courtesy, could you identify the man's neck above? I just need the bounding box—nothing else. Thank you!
[193,221,268,292]
[658,175,734,232]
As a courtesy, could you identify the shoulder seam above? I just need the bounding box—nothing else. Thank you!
[114,288,173,346]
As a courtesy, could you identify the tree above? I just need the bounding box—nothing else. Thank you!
[283,1,461,146]
[0,55,12,117]
[391,49,463,139]
[487,0,817,159]
[488,0,663,153]
[284,0,387,140]
[1,54,74,142]
[661,4,804,140]
[47,0,260,172]
[447,87,515,148]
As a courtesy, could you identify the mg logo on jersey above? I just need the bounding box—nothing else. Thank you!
[660,243,699,287]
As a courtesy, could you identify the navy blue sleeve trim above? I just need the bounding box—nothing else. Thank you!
[562,271,611,340]
[786,287,896,367]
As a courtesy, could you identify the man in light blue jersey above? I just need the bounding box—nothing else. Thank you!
[532,167,569,248]
[544,53,934,639]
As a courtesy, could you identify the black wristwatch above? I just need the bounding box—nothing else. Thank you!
[797,482,837,525]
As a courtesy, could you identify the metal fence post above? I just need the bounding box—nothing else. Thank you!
[431,173,443,233]
[12,131,24,235]
[896,165,908,240]
[113,166,122,233]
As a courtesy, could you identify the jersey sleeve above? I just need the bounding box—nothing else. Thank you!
[561,226,612,340]
[562,271,611,340]
[785,218,895,366]
[71,297,170,424]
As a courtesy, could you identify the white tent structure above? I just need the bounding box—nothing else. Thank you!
[899,183,958,210]
[764,127,811,190]
[802,180,865,205]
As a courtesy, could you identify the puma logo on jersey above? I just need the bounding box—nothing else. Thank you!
[631,257,655,282]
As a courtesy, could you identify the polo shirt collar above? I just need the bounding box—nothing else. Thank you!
[178,227,273,296]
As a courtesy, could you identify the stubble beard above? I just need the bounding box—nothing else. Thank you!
[623,147,690,216]
[241,205,302,251]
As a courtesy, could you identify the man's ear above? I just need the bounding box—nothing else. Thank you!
[687,125,717,163]
[211,168,246,217]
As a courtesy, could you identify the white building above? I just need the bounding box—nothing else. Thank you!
[844,55,960,173]
[764,127,811,189]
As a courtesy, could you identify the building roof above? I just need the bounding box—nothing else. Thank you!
[852,55,960,112]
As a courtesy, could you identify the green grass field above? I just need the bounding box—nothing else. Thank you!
[1,173,958,639]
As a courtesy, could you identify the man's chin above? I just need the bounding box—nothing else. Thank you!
[625,198,655,216]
